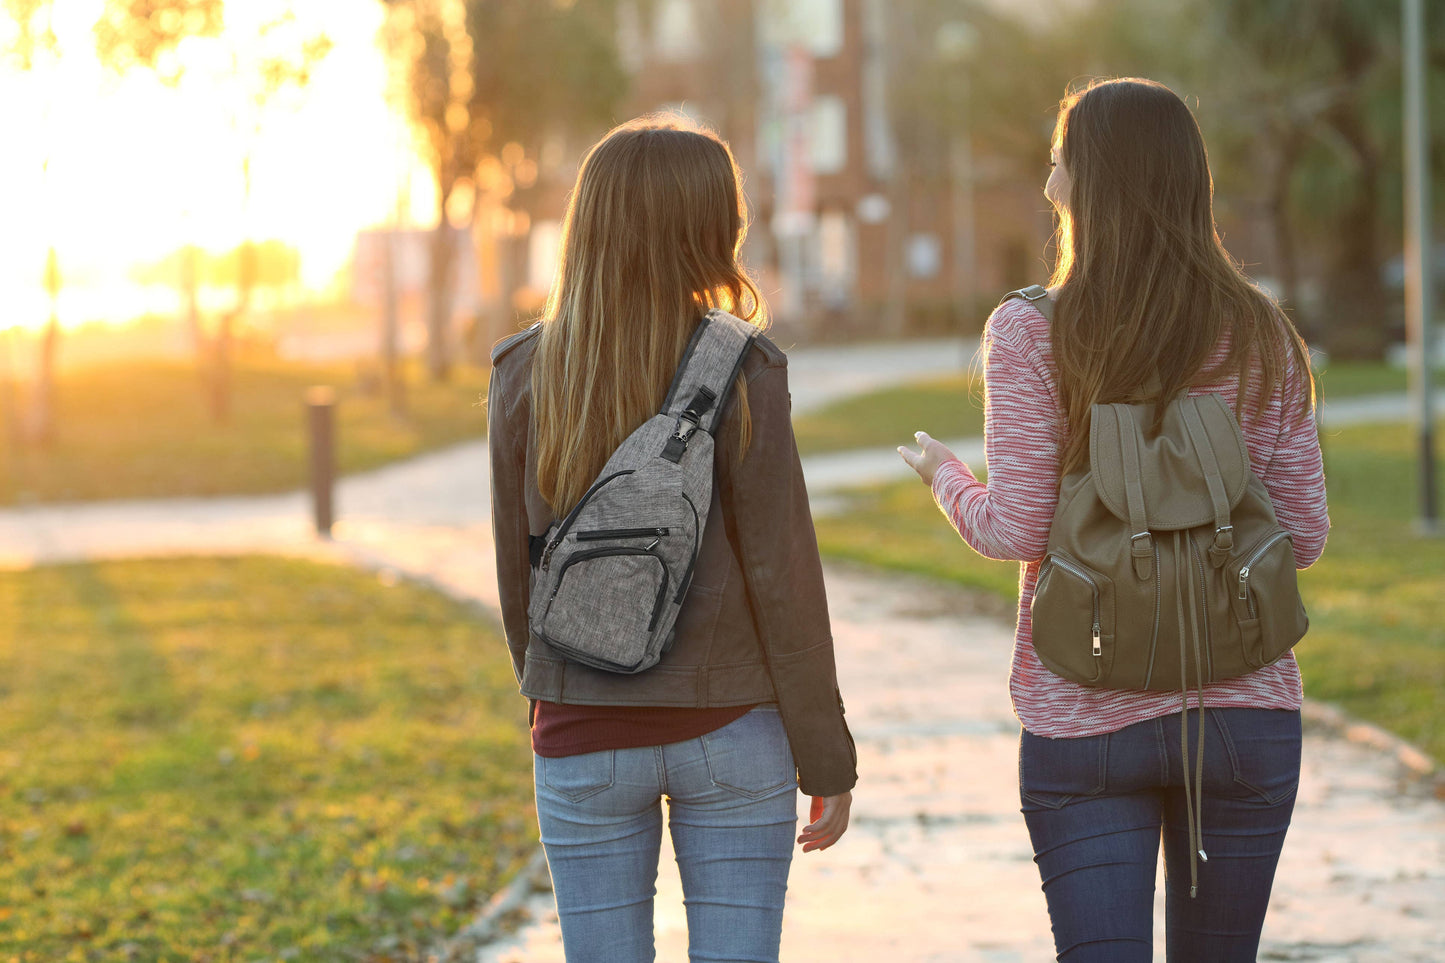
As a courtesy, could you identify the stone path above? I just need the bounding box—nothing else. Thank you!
[468,567,1445,963]
[0,340,1436,960]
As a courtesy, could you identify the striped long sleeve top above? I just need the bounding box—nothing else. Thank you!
[931,297,1330,738]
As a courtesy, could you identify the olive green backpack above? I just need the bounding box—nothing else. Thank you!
[1008,285,1310,693]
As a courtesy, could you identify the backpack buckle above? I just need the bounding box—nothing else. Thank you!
[1130,532,1154,581]
[661,412,701,463]
[1209,525,1234,568]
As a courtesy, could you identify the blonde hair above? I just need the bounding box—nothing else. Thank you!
[1047,78,1314,473]
[532,115,767,515]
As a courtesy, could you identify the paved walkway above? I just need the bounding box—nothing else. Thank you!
[0,346,1437,960]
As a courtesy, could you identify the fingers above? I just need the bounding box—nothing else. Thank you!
[798,794,852,853]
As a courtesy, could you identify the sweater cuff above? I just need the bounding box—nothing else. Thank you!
[931,457,978,503]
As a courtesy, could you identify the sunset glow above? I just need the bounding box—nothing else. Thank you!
[0,0,438,331]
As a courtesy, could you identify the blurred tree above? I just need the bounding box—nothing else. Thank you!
[94,1,328,423]
[379,0,625,382]
[1,0,60,446]
[907,0,1445,359]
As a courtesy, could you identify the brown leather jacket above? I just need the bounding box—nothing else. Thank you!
[487,323,857,796]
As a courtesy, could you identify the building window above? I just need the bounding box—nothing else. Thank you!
[798,0,844,58]
[810,96,847,174]
[908,234,942,279]
[655,0,700,62]
[616,1,645,73]
[817,210,855,304]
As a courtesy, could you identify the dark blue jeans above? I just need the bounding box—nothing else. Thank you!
[1019,708,1301,962]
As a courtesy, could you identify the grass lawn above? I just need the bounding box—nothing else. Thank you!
[792,374,983,456]
[792,360,1408,457]
[0,556,533,962]
[814,422,1445,763]
[1,358,490,506]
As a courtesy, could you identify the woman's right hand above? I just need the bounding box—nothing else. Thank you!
[898,431,957,486]
[798,792,852,853]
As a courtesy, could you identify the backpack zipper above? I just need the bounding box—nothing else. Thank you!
[1047,556,1102,657]
[541,469,636,569]
[672,494,702,603]
[576,527,670,540]
[1236,531,1290,617]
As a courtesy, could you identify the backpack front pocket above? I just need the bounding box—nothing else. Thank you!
[1228,530,1306,668]
[1032,555,1115,685]
[540,548,671,672]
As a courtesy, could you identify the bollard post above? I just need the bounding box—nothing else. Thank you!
[306,386,336,538]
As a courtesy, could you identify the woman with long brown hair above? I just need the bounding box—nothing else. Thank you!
[901,79,1329,959]
[488,115,855,962]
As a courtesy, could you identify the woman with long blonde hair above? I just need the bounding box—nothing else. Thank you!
[901,79,1329,960]
[488,115,855,962]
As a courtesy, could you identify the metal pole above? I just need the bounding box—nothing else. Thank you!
[307,386,336,538]
[1403,0,1438,532]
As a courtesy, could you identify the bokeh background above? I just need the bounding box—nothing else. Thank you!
[0,2,1441,961]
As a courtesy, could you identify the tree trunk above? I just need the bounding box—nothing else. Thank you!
[27,247,62,446]
[209,314,232,424]
[1267,128,1307,335]
[1318,106,1387,360]
[382,226,407,417]
[426,212,456,383]
[24,316,59,446]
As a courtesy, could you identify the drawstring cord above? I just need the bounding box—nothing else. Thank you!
[1174,532,1209,898]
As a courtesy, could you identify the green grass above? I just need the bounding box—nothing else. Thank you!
[792,373,984,455]
[1314,360,1409,401]
[1,358,490,505]
[815,423,1445,763]
[0,556,534,961]
[792,361,1406,457]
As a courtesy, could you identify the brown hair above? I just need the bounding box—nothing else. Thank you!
[1047,78,1314,473]
[532,114,766,515]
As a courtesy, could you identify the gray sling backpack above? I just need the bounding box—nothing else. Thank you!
[526,309,757,674]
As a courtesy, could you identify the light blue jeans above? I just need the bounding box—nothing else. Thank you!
[533,705,799,963]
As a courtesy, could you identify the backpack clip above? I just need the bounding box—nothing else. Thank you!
[661,387,717,464]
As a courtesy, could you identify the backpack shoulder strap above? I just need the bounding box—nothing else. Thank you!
[999,284,1053,321]
[660,311,757,432]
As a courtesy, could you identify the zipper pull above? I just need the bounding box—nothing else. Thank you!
[1091,622,1102,657]
[645,537,660,551]
[541,540,558,570]
[1237,566,1250,601]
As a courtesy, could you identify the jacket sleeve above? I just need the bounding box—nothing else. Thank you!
[717,357,858,797]
[488,372,531,685]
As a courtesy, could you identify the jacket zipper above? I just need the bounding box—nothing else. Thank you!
[1048,556,1102,657]
[541,470,636,569]
[1236,531,1290,618]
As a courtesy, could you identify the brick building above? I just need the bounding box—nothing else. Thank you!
[475,0,1056,345]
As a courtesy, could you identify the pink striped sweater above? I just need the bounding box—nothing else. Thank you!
[931,297,1330,738]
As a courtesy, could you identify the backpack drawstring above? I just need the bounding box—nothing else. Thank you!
[1175,531,1209,898]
